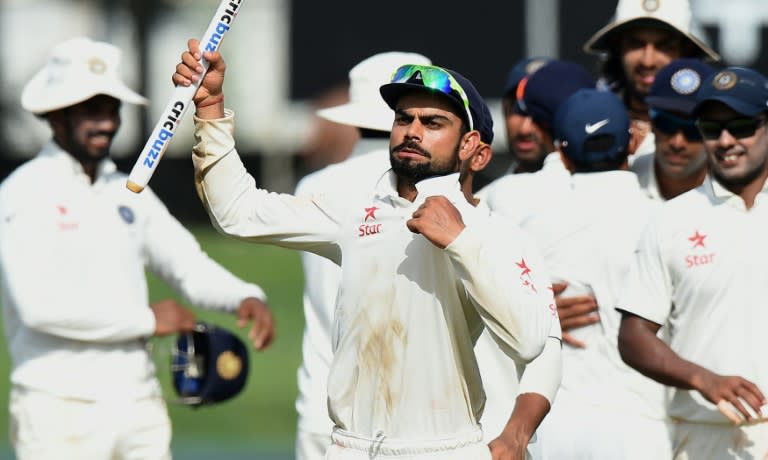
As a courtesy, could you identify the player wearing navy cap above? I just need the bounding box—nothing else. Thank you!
[175,38,555,459]
[501,56,553,174]
[631,58,716,201]
[618,66,768,459]
[524,89,671,459]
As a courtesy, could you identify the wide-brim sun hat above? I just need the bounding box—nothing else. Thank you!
[583,0,720,62]
[21,36,147,115]
[316,51,431,132]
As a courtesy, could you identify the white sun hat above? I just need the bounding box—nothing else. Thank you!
[316,51,431,132]
[583,0,720,61]
[21,37,148,114]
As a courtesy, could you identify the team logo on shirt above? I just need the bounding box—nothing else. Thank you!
[516,258,538,293]
[359,206,382,237]
[118,205,135,224]
[685,229,715,267]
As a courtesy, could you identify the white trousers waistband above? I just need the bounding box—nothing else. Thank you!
[329,426,488,458]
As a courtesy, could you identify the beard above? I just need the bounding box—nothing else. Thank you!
[390,139,461,182]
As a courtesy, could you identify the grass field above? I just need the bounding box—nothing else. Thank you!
[0,224,306,458]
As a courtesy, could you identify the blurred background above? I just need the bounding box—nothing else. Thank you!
[0,0,766,458]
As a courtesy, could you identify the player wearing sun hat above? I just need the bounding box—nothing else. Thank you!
[584,0,721,160]
[0,36,275,460]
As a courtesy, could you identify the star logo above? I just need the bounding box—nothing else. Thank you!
[364,206,379,222]
[56,205,67,215]
[688,230,707,249]
[516,259,532,277]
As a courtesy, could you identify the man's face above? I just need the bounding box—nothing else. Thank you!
[652,113,707,179]
[502,97,548,172]
[389,92,465,182]
[698,103,768,190]
[620,27,685,96]
[50,95,121,163]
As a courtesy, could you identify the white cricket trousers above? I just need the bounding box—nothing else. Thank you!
[672,420,768,459]
[296,429,333,460]
[325,427,492,460]
[9,386,172,460]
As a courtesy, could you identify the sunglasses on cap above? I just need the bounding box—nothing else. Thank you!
[695,116,767,140]
[650,109,702,141]
[390,64,474,130]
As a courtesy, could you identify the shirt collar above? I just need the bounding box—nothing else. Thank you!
[374,171,463,206]
[704,175,768,210]
[39,140,117,183]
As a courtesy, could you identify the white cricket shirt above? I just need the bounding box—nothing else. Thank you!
[0,142,266,401]
[630,152,665,202]
[490,170,667,420]
[294,140,391,436]
[618,176,768,423]
[193,111,554,441]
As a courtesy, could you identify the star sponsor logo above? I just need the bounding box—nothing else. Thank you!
[56,204,78,231]
[685,229,715,268]
[688,230,707,248]
[359,206,382,237]
[516,258,538,293]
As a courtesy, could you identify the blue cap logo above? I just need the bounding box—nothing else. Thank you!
[713,71,738,91]
[670,68,701,95]
[118,205,134,224]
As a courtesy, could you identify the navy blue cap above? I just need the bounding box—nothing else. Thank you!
[172,323,249,407]
[646,58,716,115]
[380,65,494,144]
[502,56,553,97]
[518,60,596,132]
[554,88,630,171]
[693,66,768,117]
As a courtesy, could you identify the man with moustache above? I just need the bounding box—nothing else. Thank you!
[175,37,555,459]
[584,0,720,158]
[0,37,275,460]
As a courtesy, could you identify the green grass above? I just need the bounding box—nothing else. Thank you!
[0,225,305,453]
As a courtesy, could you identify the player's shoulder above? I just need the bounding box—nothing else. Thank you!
[0,155,49,197]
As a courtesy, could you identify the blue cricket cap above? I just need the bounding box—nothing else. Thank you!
[693,67,768,117]
[172,323,249,407]
[518,60,596,132]
[380,65,494,144]
[555,88,630,171]
[502,56,553,97]
[646,58,716,115]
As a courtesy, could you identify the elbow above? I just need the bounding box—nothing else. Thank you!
[516,330,548,364]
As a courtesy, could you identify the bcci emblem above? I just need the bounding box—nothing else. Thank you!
[670,69,701,95]
[713,71,738,90]
[118,205,135,224]
[88,58,107,75]
[216,351,243,380]
[642,0,660,12]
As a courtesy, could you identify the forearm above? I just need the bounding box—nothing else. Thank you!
[499,392,551,446]
[618,314,708,391]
